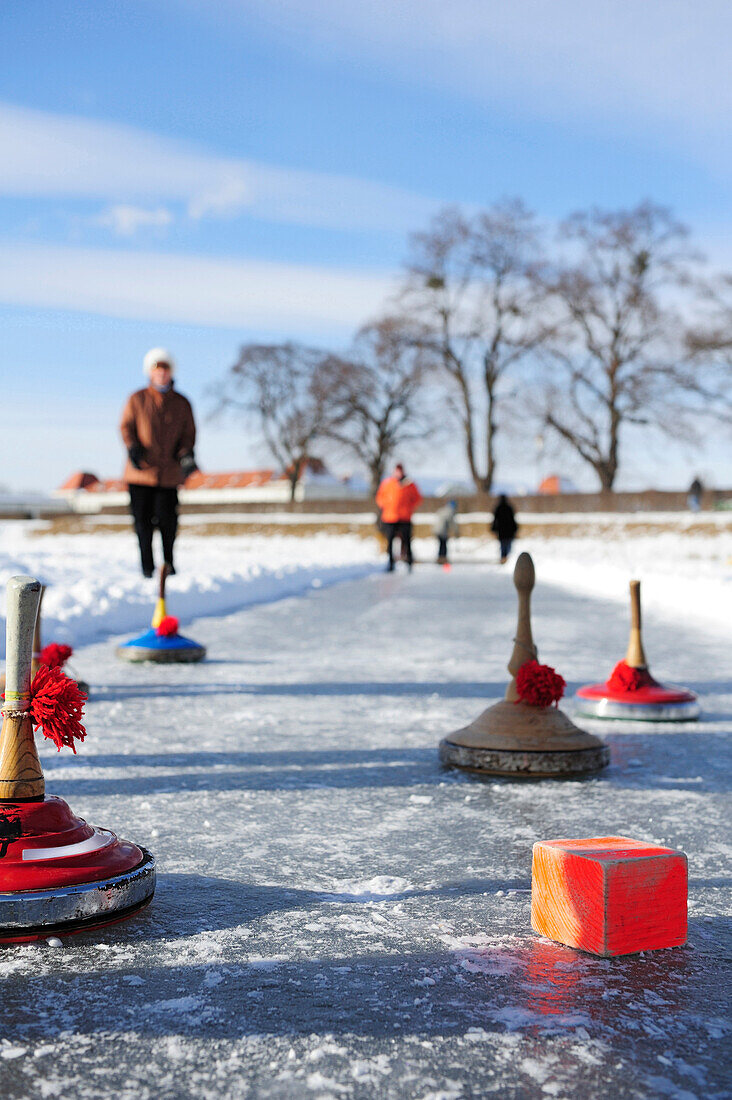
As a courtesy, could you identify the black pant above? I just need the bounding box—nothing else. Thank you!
[128,485,178,576]
[437,536,448,560]
[385,520,413,569]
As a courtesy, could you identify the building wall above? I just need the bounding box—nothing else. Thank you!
[54,486,731,517]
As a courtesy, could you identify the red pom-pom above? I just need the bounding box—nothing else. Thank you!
[607,661,655,692]
[156,616,180,637]
[39,643,73,670]
[516,660,566,708]
[30,665,87,753]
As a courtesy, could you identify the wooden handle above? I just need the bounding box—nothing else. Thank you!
[624,579,648,668]
[159,563,170,599]
[1,577,44,800]
[3,576,41,706]
[0,715,45,800]
[629,580,641,630]
[506,552,538,701]
[514,552,535,593]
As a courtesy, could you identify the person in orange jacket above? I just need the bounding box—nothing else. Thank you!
[375,463,423,572]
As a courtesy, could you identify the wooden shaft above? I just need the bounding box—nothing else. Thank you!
[624,579,648,669]
[0,715,44,800]
[150,564,171,628]
[506,552,538,702]
[1,576,44,800]
[151,565,170,629]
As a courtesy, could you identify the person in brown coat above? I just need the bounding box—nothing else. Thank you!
[120,347,197,577]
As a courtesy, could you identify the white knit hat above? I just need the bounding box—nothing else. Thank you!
[143,347,176,376]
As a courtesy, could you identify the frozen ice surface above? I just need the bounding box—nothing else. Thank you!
[0,549,730,1098]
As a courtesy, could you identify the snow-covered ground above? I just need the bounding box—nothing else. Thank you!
[0,520,730,1098]
[0,523,382,656]
[0,516,730,654]
[443,527,732,647]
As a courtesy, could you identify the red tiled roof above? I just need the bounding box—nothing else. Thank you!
[539,475,562,495]
[59,472,100,491]
[58,470,276,492]
[182,470,274,490]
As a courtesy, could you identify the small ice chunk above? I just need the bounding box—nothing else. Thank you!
[45,937,63,948]
[1,1045,27,1060]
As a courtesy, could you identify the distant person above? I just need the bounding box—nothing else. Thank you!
[491,494,518,564]
[375,463,423,572]
[687,477,703,513]
[433,500,459,564]
[120,348,197,578]
[374,500,388,552]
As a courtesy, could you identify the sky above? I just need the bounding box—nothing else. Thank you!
[1,0,731,493]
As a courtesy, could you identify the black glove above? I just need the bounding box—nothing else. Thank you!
[128,444,146,470]
[180,451,198,477]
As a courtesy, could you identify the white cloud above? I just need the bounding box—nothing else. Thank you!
[0,243,395,330]
[94,205,174,237]
[0,102,435,232]
[213,0,732,168]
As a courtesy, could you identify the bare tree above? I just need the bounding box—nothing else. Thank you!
[216,342,341,502]
[540,201,709,491]
[399,200,550,493]
[686,274,732,380]
[323,317,437,496]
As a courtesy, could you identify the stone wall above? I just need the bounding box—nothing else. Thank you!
[172,487,731,516]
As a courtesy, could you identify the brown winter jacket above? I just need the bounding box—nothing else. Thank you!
[120,385,196,487]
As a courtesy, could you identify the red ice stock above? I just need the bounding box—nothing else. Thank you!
[39,643,73,670]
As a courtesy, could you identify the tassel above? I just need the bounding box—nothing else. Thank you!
[39,642,73,670]
[516,659,566,708]
[156,616,180,637]
[607,661,656,692]
[29,665,87,753]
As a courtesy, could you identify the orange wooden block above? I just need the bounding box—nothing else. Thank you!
[531,836,687,956]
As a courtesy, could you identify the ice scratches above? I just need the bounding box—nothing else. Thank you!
[305,1069,346,1092]
[641,1076,700,1100]
[142,994,218,1023]
[442,933,525,977]
[349,1052,391,1082]
[247,957,288,969]
[521,1055,556,1084]
[320,876,415,902]
[307,1042,350,1062]
[492,1005,593,1032]
[420,1082,464,1100]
